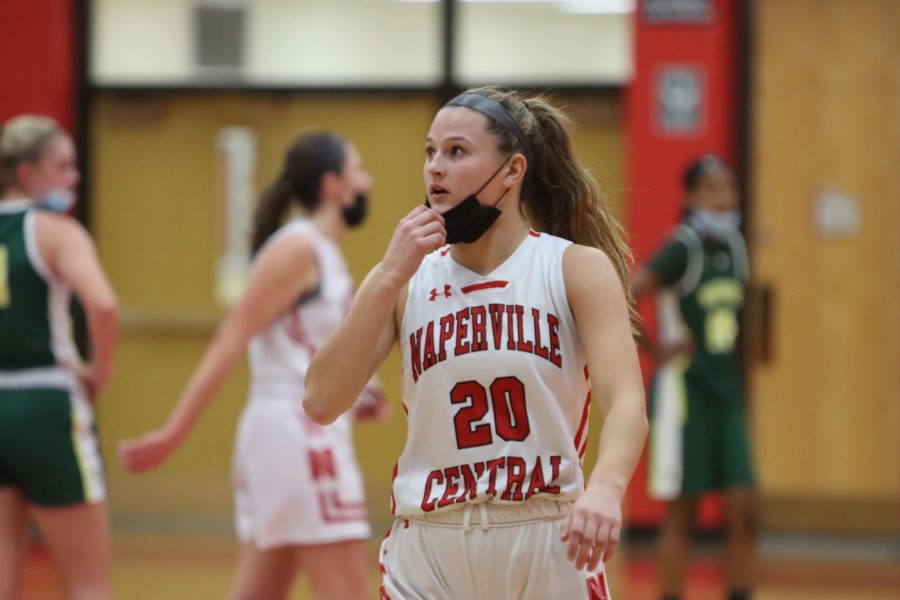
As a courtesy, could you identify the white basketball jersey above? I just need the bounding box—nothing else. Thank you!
[247,220,353,403]
[393,231,592,516]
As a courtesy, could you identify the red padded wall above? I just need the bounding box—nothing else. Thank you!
[0,0,77,131]
[626,0,740,529]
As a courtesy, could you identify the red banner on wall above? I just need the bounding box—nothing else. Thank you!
[625,0,740,529]
[0,0,77,131]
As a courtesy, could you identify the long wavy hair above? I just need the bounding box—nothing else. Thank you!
[461,86,636,319]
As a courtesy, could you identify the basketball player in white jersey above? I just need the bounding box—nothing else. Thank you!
[305,87,648,599]
[119,131,386,600]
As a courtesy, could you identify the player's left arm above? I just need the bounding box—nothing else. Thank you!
[560,244,648,572]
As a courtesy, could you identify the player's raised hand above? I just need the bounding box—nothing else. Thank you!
[379,205,446,287]
[560,483,623,572]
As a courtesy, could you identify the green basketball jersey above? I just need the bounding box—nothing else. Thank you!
[647,222,749,384]
[0,201,72,370]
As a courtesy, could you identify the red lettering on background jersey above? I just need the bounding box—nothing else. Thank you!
[308,448,337,481]
[317,490,367,523]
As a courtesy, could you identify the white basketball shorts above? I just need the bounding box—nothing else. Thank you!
[233,398,370,549]
[379,498,611,600]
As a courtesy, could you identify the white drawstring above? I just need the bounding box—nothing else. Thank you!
[461,502,490,532]
[462,503,474,532]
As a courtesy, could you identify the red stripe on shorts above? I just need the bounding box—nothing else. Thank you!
[318,491,367,523]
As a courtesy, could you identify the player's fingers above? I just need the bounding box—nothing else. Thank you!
[604,522,622,562]
[418,219,447,240]
[422,232,447,250]
[566,512,586,561]
[588,521,612,572]
[574,537,593,571]
[408,204,444,226]
[575,515,600,570]
[403,204,430,221]
[560,510,574,541]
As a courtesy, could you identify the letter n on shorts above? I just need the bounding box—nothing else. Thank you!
[586,571,610,600]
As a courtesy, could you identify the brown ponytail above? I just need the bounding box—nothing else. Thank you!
[250,130,347,254]
[250,177,293,254]
[463,86,636,315]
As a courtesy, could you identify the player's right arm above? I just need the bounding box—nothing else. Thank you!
[304,205,445,425]
[118,232,318,472]
[36,213,119,398]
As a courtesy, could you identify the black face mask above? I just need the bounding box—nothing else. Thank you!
[425,159,510,244]
[343,193,368,228]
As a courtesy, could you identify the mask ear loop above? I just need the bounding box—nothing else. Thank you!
[472,155,517,210]
[491,187,510,209]
[490,151,528,209]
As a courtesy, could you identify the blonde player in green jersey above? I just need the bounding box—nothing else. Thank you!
[0,115,119,600]
[632,155,756,600]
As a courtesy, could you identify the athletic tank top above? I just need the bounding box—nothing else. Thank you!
[0,201,76,383]
[654,223,748,360]
[393,231,591,516]
[247,219,354,403]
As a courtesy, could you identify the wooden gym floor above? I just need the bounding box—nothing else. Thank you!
[20,531,899,599]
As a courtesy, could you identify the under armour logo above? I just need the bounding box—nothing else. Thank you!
[429,285,452,301]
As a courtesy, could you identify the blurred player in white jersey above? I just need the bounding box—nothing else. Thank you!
[305,87,648,600]
[119,130,386,600]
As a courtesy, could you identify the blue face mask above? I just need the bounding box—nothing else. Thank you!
[688,208,742,239]
[36,188,76,214]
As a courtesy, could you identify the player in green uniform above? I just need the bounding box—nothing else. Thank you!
[0,115,119,599]
[632,155,756,600]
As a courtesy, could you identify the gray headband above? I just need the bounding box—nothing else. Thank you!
[444,93,531,161]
